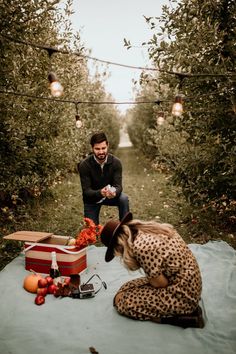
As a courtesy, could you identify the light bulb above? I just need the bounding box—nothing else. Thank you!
[172,95,183,116]
[50,81,63,97]
[157,116,165,125]
[75,115,82,128]
[172,102,183,116]
[48,72,63,97]
[156,112,165,125]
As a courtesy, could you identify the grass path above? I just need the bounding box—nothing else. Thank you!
[117,147,187,227]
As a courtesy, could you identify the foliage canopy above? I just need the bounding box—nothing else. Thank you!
[127,0,236,227]
[0,0,120,224]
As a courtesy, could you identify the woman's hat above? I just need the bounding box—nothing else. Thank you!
[101,212,133,262]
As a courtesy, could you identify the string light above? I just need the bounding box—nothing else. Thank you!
[0,90,231,115]
[156,111,165,125]
[48,72,63,97]
[172,95,184,116]
[75,103,82,128]
[75,114,82,128]
[0,36,234,130]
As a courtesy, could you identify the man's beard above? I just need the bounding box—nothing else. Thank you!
[96,153,106,161]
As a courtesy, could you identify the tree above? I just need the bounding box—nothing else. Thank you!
[129,0,236,225]
[0,0,120,222]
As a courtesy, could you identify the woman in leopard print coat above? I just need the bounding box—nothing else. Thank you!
[101,212,202,324]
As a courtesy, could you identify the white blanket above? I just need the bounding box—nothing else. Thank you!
[0,241,236,354]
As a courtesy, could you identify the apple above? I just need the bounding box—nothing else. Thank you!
[191,219,198,224]
[45,276,54,285]
[63,277,71,286]
[38,278,48,288]
[37,287,48,297]
[68,238,76,246]
[35,295,45,305]
[47,284,58,294]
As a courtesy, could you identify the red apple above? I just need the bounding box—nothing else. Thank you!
[63,277,71,286]
[47,284,58,294]
[37,287,48,297]
[45,276,54,285]
[35,295,45,305]
[191,219,198,224]
[38,278,48,288]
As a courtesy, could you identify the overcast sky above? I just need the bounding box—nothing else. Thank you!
[70,0,170,112]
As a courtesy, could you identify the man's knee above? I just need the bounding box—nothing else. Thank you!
[118,192,129,205]
[84,204,100,225]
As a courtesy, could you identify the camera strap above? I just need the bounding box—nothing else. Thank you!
[82,274,107,294]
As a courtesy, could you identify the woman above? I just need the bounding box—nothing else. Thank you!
[101,212,204,328]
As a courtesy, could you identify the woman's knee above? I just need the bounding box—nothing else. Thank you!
[113,292,123,307]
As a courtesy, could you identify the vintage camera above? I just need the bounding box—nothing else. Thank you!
[70,274,107,299]
[71,283,95,299]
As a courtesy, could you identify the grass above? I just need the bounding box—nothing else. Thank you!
[1,146,235,270]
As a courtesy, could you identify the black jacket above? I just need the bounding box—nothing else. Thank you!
[78,153,123,204]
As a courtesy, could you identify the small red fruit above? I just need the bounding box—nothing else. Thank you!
[63,277,71,286]
[37,287,48,297]
[191,219,198,224]
[38,278,48,288]
[47,284,58,294]
[45,276,54,285]
[35,295,45,305]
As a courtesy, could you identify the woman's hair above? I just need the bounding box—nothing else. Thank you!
[114,219,175,271]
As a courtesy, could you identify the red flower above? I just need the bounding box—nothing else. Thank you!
[75,218,103,250]
[84,217,96,229]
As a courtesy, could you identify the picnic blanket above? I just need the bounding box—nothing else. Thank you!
[0,241,236,354]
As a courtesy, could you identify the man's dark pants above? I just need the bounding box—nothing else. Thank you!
[84,192,129,225]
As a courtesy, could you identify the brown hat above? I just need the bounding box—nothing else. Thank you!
[101,212,133,262]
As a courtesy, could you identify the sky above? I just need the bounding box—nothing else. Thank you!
[70,0,170,113]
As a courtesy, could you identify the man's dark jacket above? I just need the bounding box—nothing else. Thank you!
[78,153,123,204]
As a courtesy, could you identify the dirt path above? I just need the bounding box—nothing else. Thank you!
[115,146,187,232]
[118,127,132,148]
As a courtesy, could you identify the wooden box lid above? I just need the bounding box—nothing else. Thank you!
[3,231,53,243]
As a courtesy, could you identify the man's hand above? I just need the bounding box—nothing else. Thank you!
[105,190,116,199]
[101,186,108,197]
[101,185,116,199]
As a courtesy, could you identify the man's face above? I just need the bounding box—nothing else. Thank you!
[92,141,108,162]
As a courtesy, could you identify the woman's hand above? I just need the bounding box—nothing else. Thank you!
[149,274,169,288]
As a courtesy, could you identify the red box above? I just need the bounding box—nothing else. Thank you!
[24,235,87,276]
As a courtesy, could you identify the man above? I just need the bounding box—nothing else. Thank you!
[78,131,129,225]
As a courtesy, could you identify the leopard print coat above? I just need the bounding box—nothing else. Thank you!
[114,231,202,321]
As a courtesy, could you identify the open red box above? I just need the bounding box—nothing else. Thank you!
[4,231,87,276]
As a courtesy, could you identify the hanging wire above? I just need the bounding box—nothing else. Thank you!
[1,34,236,78]
[0,89,233,114]
[0,89,167,105]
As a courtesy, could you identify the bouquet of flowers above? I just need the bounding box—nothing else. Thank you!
[68,218,103,250]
